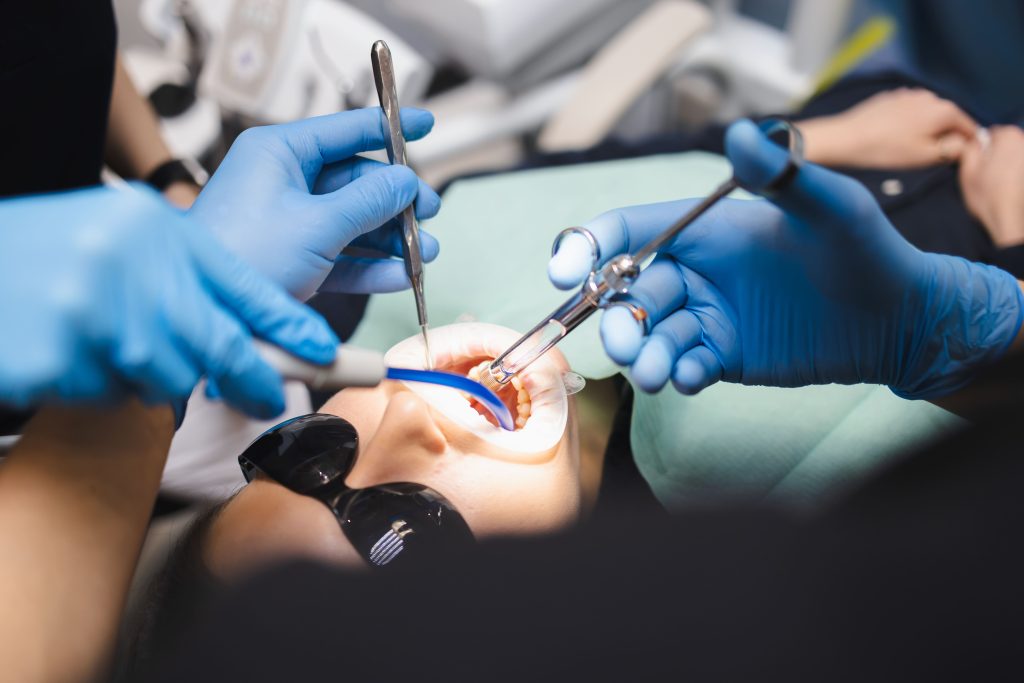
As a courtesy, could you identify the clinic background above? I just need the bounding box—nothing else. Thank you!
[102,0,1022,486]
[109,0,1011,189]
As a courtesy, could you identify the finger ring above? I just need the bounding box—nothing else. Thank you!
[551,226,601,267]
[612,302,651,334]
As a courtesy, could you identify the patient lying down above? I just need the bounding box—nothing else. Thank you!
[168,323,583,585]
[124,324,583,671]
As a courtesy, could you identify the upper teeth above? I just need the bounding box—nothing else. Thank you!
[468,360,531,429]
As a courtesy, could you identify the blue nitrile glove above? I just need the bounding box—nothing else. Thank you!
[0,185,338,419]
[189,107,442,301]
[548,119,1024,398]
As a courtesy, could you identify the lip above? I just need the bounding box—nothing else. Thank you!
[385,323,569,453]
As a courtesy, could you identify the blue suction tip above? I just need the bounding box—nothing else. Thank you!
[384,367,516,431]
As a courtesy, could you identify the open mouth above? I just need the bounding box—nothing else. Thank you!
[384,323,568,453]
[468,360,531,429]
[434,356,531,429]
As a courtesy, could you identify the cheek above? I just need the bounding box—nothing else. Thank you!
[436,454,581,538]
[320,387,390,438]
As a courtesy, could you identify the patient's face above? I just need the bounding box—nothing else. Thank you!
[205,323,580,577]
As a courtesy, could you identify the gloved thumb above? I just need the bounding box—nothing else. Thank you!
[725,119,796,194]
[725,118,878,236]
[548,231,595,290]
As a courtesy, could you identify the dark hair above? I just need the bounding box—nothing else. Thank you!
[114,498,232,681]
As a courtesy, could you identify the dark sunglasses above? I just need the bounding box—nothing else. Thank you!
[238,413,474,568]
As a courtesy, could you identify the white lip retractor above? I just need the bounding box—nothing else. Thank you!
[386,323,573,452]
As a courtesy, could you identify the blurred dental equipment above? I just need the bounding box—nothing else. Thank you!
[124,0,859,185]
[256,341,514,431]
[371,40,432,371]
[480,119,804,392]
[198,0,431,123]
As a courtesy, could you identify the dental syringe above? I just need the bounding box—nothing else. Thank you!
[477,251,638,395]
[479,118,804,394]
[476,212,681,395]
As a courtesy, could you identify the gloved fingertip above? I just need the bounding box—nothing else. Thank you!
[631,338,673,393]
[600,306,644,365]
[299,334,340,366]
[289,315,340,366]
[384,163,420,190]
[228,367,287,419]
[547,257,577,290]
[368,166,420,215]
[632,366,670,394]
[204,378,222,400]
[725,119,793,194]
[400,107,435,140]
[671,352,716,395]
[420,231,440,262]
[266,394,287,419]
[671,369,705,395]
[414,182,442,220]
[547,233,594,289]
[319,258,412,294]
[248,394,286,421]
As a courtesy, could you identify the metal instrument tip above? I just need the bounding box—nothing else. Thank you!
[421,325,433,370]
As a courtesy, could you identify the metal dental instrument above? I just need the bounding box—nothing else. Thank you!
[479,118,804,393]
[256,341,514,431]
[371,39,432,370]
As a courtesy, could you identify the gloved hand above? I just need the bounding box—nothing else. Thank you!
[0,185,338,419]
[190,107,442,301]
[549,119,1024,398]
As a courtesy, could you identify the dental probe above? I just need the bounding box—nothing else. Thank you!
[370,39,432,371]
[254,341,514,431]
[478,118,805,395]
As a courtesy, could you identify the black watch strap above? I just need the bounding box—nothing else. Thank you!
[145,159,206,191]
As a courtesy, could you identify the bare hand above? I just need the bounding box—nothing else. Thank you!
[959,125,1024,247]
[162,180,202,209]
[797,88,978,169]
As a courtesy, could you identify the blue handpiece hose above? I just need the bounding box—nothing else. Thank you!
[384,367,512,430]
[256,341,514,431]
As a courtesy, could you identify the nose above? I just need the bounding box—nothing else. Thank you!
[344,390,447,489]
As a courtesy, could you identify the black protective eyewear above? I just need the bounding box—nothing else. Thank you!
[238,413,474,567]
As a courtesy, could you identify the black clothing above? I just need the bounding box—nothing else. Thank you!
[0,1,117,434]
[0,1,117,197]
[140,353,1024,683]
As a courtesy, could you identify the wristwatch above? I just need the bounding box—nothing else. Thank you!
[145,158,209,192]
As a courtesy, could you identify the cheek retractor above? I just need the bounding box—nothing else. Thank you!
[384,322,571,451]
[255,341,515,431]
